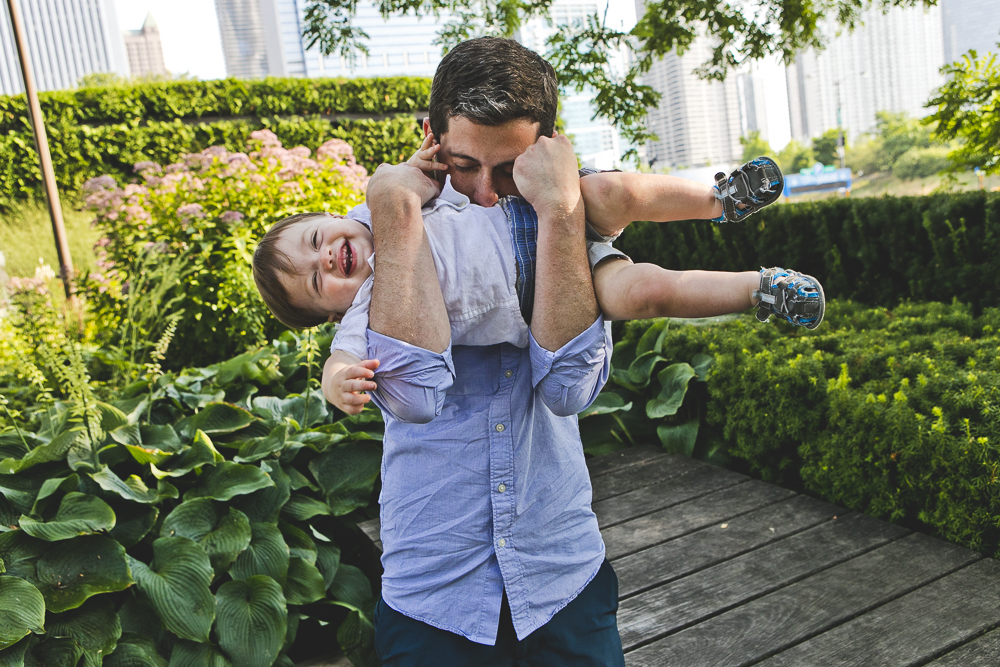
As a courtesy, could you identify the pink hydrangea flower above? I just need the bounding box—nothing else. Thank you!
[133,161,161,173]
[220,210,245,224]
[249,129,282,148]
[177,203,206,220]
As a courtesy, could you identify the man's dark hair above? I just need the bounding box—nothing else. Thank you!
[253,212,329,329]
[429,37,558,139]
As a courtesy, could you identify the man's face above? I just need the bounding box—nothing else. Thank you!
[431,116,541,207]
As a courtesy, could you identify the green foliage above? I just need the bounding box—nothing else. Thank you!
[740,130,771,163]
[927,48,1000,174]
[812,128,845,168]
[0,324,384,666]
[613,190,1000,315]
[892,146,953,180]
[846,111,950,178]
[82,131,367,368]
[777,139,815,175]
[0,77,427,207]
[610,300,1000,558]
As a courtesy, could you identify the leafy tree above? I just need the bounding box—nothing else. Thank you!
[777,139,814,174]
[740,130,771,162]
[812,128,846,167]
[302,0,933,156]
[927,47,1000,174]
[874,111,933,171]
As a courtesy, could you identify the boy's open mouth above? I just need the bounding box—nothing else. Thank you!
[340,241,354,277]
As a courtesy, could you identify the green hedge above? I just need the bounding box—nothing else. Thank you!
[614,192,1000,312]
[0,78,430,207]
[600,301,1000,558]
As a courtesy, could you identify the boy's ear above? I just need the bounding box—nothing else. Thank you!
[328,312,343,324]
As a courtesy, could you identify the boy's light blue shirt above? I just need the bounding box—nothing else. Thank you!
[367,314,612,645]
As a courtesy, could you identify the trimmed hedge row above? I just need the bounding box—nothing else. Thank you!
[614,192,1000,313]
[0,77,431,207]
[0,77,431,133]
[609,300,1000,558]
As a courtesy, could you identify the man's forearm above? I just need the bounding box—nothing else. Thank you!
[368,192,450,354]
[530,199,600,351]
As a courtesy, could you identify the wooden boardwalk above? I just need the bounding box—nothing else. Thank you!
[358,445,1000,666]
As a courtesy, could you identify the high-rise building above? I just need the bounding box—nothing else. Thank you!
[0,0,129,95]
[214,0,447,79]
[519,0,634,169]
[786,3,945,143]
[123,13,166,78]
[941,0,1000,62]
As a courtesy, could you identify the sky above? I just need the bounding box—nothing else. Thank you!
[114,0,226,80]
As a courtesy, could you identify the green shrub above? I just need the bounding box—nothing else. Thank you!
[892,145,953,180]
[601,300,1000,557]
[0,318,384,666]
[613,191,1000,313]
[82,130,366,369]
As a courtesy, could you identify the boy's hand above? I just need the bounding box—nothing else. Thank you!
[328,358,380,415]
[407,133,449,182]
[368,162,441,209]
[512,134,582,219]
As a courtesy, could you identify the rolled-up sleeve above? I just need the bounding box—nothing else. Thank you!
[367,330,455,424]
[528,316,612,417]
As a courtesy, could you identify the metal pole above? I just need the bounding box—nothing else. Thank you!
[5,0,74,298]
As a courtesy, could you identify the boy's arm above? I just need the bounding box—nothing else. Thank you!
[322,349,379,415]
[580,172,723,236]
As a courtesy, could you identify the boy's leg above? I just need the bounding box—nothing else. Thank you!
[594,259,760,322]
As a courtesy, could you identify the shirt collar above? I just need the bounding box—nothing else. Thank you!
[428,175,470,212]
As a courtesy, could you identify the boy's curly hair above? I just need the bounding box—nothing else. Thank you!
[253,212,330,329]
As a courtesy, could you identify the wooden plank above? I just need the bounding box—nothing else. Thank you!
[594,465,748,528]
[613,495,839,598]
[925,627,1000,666]
[755,559,1000,667]
[587,444,668,479]
[592,454,707,502]
[625,533,980,667]
[358,518,381,553]
[617,513,907,651]
[602,479,793,560]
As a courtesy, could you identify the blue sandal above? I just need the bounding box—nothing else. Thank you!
[712,157,784,223]
[754,267,825,329]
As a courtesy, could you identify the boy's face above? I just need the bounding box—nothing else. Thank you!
[275,214,374,322]
[427,116,540,208]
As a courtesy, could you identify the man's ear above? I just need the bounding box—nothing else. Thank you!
[422,117,433,139]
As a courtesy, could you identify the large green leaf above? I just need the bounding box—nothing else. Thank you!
[161,500,251,575]
[103,633,168,667]
[138,426,183,453]
[657,420,700,457]
[122,444,175,468]
[109,504,159,549]
[252,392,327,429]
[646,363,697,419]
[0,531,44,582]
[231,461,290,524]
[150,430,224,479]
[29,474,79,516]
[128,538,215,643]
[578,392,633,419]
[167,640,232,667]
[26,636,84,666]
[184,462,274,502]
[280,495,330,522]
[623,351,668,389]
[309,443,381,516]
[0,470,50,514]
[0,431,78,475]
[35,535,133,612]
[0,576,45,649]
[0,496,18,532]
[233,425,288,464]
[96,402,129,432]
[180,404,255,439]
[284,558,326,605]
[90,469,178,504]
[229,524,289,585]
[19,493,116,542]
[216,577,287,667]
[333,600,377,667]
[636,319,669,356]
[691,353,714,381]
[0,636,29,667]
[315,544,341,591]
[47,596,121,660]
[329,564,371,607]
[279,522,316,564]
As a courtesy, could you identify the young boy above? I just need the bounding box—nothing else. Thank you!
[253,135,823,415]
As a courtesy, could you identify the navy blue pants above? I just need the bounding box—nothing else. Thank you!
[374,559,626,666]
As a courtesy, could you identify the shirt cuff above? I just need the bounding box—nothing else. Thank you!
[528,315,611,389]
[367,330,455,423]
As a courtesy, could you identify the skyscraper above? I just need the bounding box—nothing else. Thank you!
[214,0,271,78]
[123,14,166,78]
[786,3,945,143]
[0,0,129,95]
[941,0,1000,62]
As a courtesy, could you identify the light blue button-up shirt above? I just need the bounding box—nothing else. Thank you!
[368,315,612,644]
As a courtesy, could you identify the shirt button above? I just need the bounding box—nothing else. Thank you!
[495,423,505,432]
[504,370,513,378]
[498,483,506,493]
[498,538,506,548]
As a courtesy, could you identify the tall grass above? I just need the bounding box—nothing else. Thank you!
[0,198,98,278]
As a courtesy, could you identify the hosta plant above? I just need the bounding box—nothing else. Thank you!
[0,325,383,666]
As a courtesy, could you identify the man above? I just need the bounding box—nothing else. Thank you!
[352,37,625,665]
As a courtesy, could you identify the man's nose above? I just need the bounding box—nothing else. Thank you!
[473,173,499,208]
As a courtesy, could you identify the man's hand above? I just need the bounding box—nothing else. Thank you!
[322,352,379,415]
[512,134,582,218]
[367,162,442,211]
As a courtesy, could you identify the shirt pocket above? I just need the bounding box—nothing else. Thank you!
[448,345,501,396]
